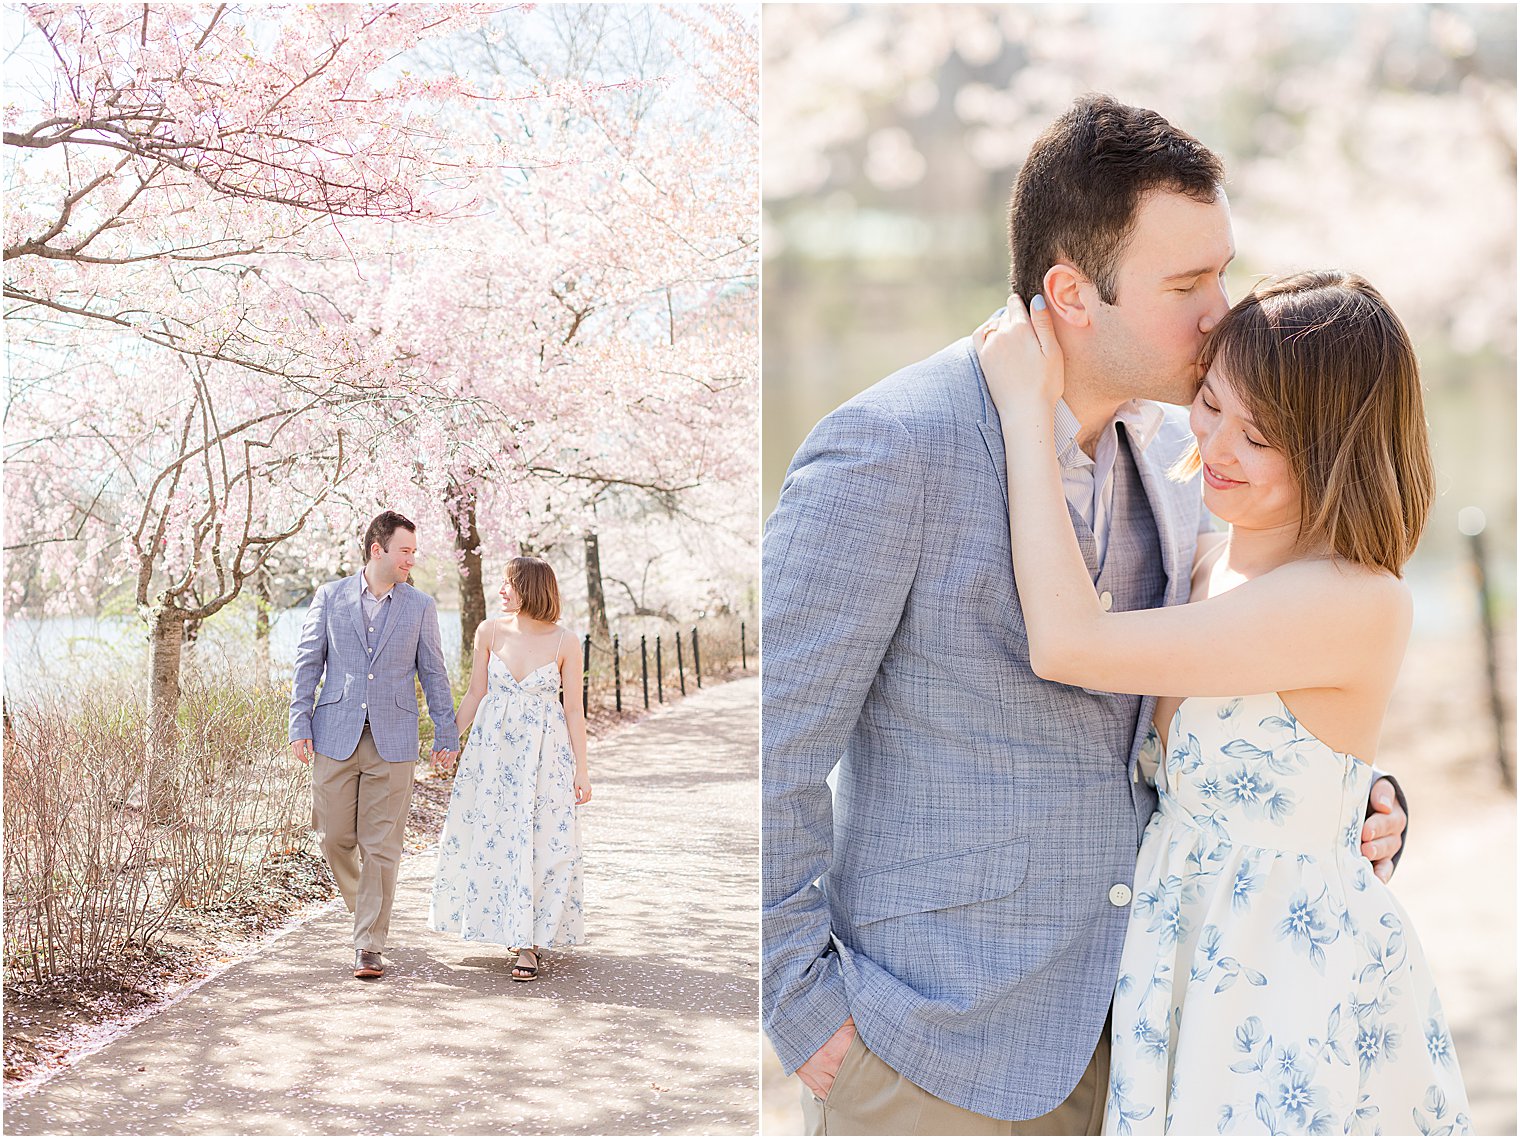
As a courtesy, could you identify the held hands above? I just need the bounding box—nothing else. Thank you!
[796,1017,857,1101]
[430,747,460,776]
[974,293,1065,418]
[1362,777,1406,883]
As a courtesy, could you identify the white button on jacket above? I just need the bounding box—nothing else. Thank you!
[1108,883,1132,907]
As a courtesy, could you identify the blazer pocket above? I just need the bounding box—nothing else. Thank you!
[852,839,1029,926]
[316,685,343,707]
[395,693,419,714]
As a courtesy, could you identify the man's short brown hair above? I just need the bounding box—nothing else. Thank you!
[1009,93,1226,305]
[506,556,561,623]
[362,510,416,562]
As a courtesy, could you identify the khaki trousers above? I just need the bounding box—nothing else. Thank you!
[312,726,416,953]
[800,1020,1111,1136]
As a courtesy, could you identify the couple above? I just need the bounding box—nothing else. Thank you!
[761,95,1471,1135]
[289,511,588,983]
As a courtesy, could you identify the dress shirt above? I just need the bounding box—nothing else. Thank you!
[1053,397,1167,571]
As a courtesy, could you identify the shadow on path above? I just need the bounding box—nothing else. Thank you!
[4,677,760,1136]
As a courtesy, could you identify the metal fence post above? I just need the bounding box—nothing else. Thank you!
[676,630,686,696]
[613,633,622,713]
[640,634,649,710]
[741,621,747,670]
[581,634,590,717]
[656,635,664,703]
[692,626,701,688]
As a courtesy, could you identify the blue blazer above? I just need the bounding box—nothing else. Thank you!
[761,336,1204,1120]
[289,572,460,763]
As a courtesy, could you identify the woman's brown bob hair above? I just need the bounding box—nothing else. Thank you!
[505,556,561,623]
[1177,270,1433,576]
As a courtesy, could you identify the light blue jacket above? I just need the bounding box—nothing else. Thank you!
[289,571,460,763]
[761,335,1203,1120]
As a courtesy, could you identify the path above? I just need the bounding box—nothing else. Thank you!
[5,677,759,1136]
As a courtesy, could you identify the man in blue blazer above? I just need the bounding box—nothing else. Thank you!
[290,510,460,979]
[761,95,1409,1133]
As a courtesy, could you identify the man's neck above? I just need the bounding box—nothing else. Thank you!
[362,564,395,598]
[1061,380,1130,459]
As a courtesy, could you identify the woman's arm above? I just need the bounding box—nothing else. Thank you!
[559,632,591,804]
[453,619,493,739]
[978,295,1410,700]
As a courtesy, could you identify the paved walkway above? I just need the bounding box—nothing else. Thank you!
[5,677,759,1136]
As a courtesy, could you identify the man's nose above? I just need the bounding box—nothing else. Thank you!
[1197,279,1230,334]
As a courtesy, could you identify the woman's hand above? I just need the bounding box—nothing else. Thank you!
[574,772,592,805]
[975,293,1065,417]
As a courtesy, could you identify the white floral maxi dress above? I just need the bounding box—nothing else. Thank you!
[429,652,584,948]
[1104,692,1469,1136]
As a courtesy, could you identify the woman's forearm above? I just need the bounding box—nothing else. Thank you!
[1001,408,1105,682]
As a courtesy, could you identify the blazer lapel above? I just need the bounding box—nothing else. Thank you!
[1128,430,1189,605]
[348,571,369,652]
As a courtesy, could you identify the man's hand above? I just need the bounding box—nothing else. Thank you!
[796,1018,857,1101]
[1362,777,1406,883]
[291,739,315,765]
[430,748,459,776]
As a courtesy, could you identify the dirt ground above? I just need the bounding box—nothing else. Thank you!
[761,626,1518,1135]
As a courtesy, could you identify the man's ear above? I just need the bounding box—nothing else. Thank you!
[1043,263,1092,328]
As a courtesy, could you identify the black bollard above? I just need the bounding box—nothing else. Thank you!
[641,635,649,710]
[741,621,747,670]
[676,630,687,696]
[582,634,590,717]
[656,635,664,704]
[692,626,702,688]
[613,634,622,713]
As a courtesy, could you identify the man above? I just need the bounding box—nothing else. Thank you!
[290,510,460,980]
[761,94,1409,1135]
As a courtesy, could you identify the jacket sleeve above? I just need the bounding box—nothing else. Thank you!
[289,584,328,743]
[761,400,924,1074]
[416,594,460,752]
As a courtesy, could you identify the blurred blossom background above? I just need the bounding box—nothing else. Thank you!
[761,4,1515,1134]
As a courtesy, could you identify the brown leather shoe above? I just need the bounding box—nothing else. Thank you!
[353,950,384,979]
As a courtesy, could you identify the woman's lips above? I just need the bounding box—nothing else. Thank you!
[1203,463,1246,490]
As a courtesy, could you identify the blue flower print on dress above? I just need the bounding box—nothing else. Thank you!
[1103,693,1470,1135]
[427,650,583,949]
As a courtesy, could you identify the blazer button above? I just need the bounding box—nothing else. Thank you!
[1100,590,1114,611]
[360,703,367,710]
[1108,883,1132,907]
[368,674,374,680]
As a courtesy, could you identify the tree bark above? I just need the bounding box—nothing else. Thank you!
[583,529,612,674]
[147,605,185,821]
[254,568,272,687]
[447,477,486,674]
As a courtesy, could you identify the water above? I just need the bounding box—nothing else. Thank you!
[3,608,468,702]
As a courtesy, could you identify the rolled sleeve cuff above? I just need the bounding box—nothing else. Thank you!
[764,949,853,1076]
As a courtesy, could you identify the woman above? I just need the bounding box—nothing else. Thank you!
[977,272,1470,1135]
[429,556,590,981]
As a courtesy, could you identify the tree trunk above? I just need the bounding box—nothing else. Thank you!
[447,478,486,674]
[583,529,612,675]
[147,606,185,822]
[254,569,272,687]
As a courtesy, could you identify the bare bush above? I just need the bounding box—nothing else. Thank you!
[3,681,310,981]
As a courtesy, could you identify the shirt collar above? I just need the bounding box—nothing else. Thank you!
[1054,398,1167,469]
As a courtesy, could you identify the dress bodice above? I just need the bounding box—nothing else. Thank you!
[1152,692,1373,860]
[486,652,563,701]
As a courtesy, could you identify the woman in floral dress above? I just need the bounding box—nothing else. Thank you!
[430,556,590,981]
[978,272,1470,1134]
